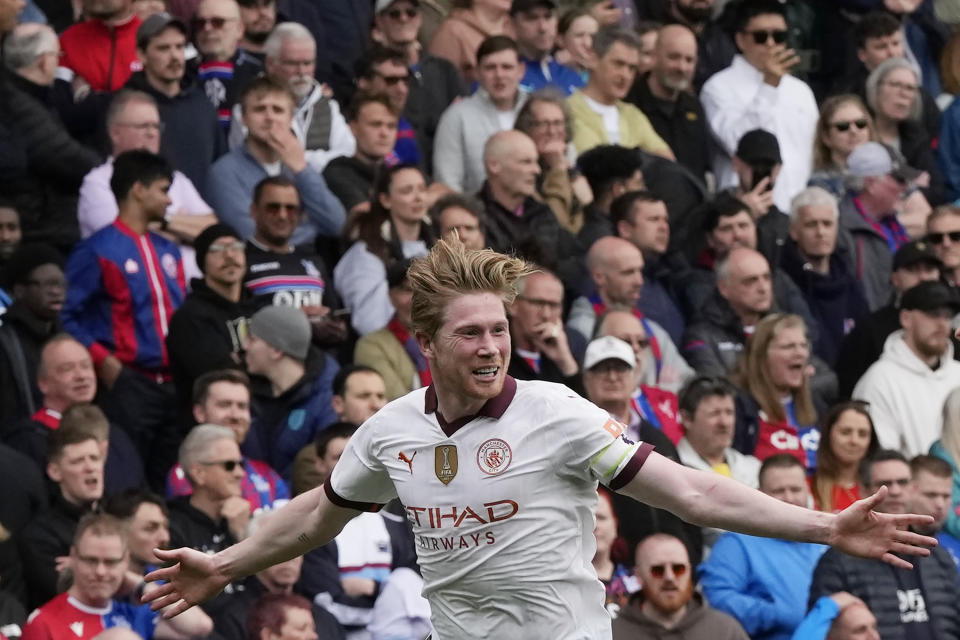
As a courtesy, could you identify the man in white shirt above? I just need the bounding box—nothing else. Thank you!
[853,281,960,458]
[700,0,818,211]
[433,35,529,194]
[146,239,937,640]
[78,90,216,278]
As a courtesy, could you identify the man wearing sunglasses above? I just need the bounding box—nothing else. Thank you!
[926,205,960,287]
[167,423,253,616]
[613,533,749,639]
[192,0,262,131]
[700,0,818,213]
[373,0,465,174]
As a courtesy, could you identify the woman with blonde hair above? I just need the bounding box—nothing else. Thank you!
[808,94,876,198]
[731,314,818,470]
[810,401,879,513]
[929,387,960,539]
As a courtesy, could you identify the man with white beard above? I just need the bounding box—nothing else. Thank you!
[626,23,710,182]
[229,22,355,172]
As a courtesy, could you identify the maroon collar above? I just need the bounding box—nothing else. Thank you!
[424,376,517,437]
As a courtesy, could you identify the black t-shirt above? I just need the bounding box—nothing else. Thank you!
[893,563,936,640]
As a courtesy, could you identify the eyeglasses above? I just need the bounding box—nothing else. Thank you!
[649,563,688,579]
[116,121,164,133]
[373,71,410,86]
[262,202,301,215]
[744,29,787,45]
[208,240,245,253]
[193,16,232,29]
[882,80,918,93]
[926,231,960,245]
[517,295,562,311]
[386,7,418,20]
[530,119,566,131]
[588,361,632,375]
[830,119,869,132]
[76,554,126,569]
[200,459,244,472]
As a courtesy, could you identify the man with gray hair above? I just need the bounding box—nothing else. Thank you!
[243,305,340,481]
[192,0,262,129]
[837,141,916,311]
[1,22,100,250]
[169,423,251,614]
[228,22,355,173]
[567,27,674,158]
[780,186,868,365]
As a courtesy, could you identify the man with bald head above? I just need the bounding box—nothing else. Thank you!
[627,24,710,181]
[193,0,262,130]
[683,246,774,375]
[568,236,693,393]
[477,129,577,266]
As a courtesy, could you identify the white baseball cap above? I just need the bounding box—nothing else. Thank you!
[375,0,419,13]
[584,336,636,371]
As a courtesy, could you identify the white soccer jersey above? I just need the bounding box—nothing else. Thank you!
[325,377,653,640]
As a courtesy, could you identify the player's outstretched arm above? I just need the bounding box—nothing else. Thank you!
[621,452,937,568]
[143,485,361,617]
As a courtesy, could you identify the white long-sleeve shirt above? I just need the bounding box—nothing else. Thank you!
[700,55,819,211]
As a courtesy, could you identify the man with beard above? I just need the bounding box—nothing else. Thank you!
[612,533,749,639]
[206,75,345,247]
[125,13,226,192]
[627,24,710,182]
[236,0,274,60]
[257,23,355,173]
[192,0,262,130]
[0,203,21,312]
[59,0,142,91]
[165,223,257,426]
[854,281,960,458]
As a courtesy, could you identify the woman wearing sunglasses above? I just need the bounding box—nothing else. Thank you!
[809,95,876,199]
[865,57,946,206]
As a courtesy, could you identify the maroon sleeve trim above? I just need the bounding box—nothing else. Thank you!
[322,479,383,513]
[608,442,656,491]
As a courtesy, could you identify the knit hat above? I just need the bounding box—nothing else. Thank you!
[248,305,312,361]
[194,223,241,273]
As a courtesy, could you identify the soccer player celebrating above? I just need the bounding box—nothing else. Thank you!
[145,239,936,640]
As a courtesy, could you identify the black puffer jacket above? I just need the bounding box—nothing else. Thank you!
[0,70,100,250]
[809,546,960,640]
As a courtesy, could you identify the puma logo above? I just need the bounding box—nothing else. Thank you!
[399,450,417,473]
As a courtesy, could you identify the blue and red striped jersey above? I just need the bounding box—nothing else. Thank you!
[63,220,186,371]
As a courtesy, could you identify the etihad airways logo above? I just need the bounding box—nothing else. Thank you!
[406,499,519,529]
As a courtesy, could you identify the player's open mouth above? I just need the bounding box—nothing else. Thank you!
[473,366,499,380]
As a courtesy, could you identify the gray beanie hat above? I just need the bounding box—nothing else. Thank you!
[248,305,311,361]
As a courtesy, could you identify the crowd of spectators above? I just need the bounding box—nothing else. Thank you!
[3,0,960,637]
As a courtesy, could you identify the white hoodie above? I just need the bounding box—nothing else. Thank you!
[853,330,960,457]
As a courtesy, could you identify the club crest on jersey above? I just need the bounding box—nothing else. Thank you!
[434,445,458,485]
[477,438,512,476]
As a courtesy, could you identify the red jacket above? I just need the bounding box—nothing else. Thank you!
[59,14,142,91]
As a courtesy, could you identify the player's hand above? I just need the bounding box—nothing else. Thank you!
[828,486,936,569]
[143,548,230,617]
[268,125,308,173]
[740,176,774,217]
